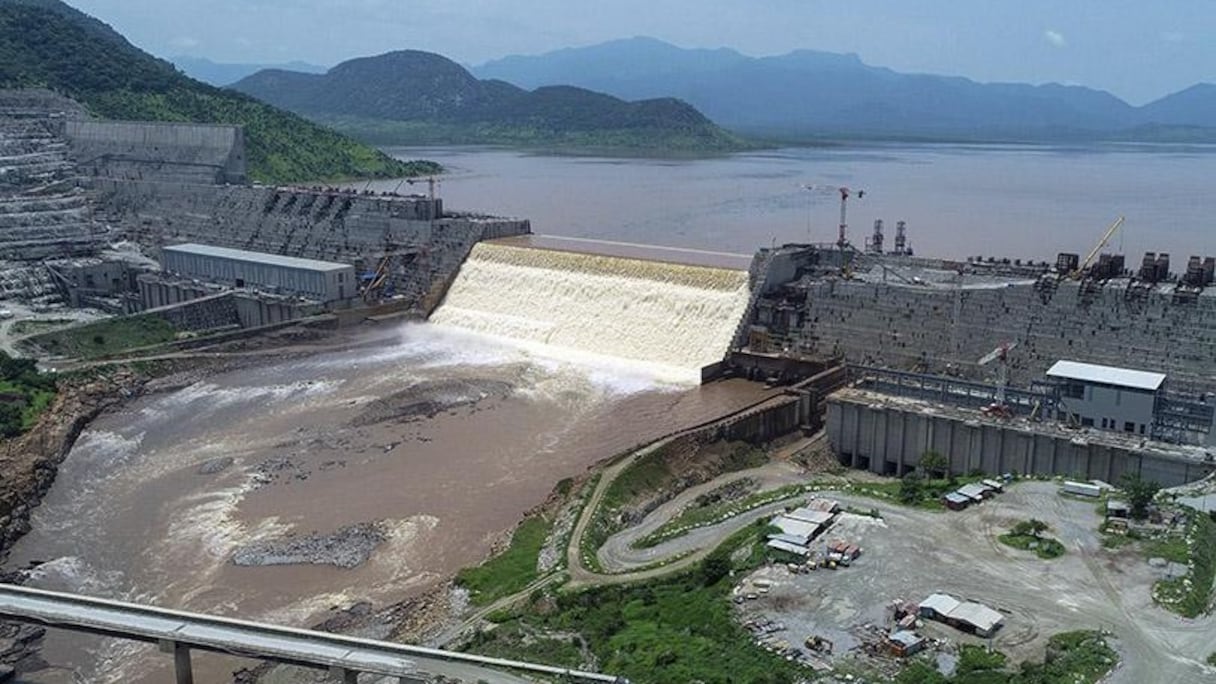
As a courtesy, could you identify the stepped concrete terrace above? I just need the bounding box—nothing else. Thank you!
[0,91,109,303]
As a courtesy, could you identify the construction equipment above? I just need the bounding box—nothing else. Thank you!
[803,184,865,249]
[1068,216,1125,280]
[405,176,440,202]
[978,341,1019,415]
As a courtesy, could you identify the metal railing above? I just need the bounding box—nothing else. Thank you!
[0,584,626,684]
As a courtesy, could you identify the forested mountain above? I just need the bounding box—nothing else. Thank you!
[475,37,1216,142]
[232,50,746,152]
[0,0,434,182]
[171,56,328,87]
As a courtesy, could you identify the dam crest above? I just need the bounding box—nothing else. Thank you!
[429,239,753,382]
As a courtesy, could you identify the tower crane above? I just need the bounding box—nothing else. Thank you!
[803,185,865,249]
[1067,215,1125,280]
[405,176,440,203]
[978,340,1019,416]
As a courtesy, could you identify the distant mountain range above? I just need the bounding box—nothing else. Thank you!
[0,0,430,182]
[474,37,1216,142]
[231,50,746,152]
[171,56,327,87]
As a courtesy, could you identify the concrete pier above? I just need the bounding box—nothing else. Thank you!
[828,388,1215,486]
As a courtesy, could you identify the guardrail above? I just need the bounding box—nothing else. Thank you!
[0,584,626,684]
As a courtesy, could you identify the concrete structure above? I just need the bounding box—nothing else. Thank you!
[96,180,529,308]
[744,247,1216,396]
[64,119,246,185]
[0,584,625,684]
[161,243,355,303]
[828,388,1216,487]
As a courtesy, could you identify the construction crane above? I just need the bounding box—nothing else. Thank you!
[803,185,865,249]
[405,176,440,203]
[1069,216,1125,280]
[978,340,1019,416]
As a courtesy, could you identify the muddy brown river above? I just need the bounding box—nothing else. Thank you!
[6,323,767,682]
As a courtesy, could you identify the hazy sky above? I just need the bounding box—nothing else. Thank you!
[69,0,1213,105]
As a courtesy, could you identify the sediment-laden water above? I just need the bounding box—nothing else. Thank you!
[8,324,768,682]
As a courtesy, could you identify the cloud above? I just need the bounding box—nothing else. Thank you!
[170,36,201,48]
[1043,29,1066,48]
[1160,31,1185,43]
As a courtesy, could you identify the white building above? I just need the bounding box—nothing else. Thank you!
[1046,360,1164,437]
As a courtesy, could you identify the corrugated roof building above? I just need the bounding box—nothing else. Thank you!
[161,243,356,303]
[1046,359,1164,438]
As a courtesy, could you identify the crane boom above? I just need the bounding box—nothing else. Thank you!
[1074,216,1125,278]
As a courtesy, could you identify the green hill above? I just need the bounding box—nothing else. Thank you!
[232,50,749,153]
[0,0,436,183]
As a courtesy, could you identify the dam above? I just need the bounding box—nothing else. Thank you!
[430,238,754,382]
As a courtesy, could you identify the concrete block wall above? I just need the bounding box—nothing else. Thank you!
[828,393,1215,487]
[798,279,1216,394]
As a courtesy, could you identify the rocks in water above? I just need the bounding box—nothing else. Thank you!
[232,522,386,569]
[196,456,234,475]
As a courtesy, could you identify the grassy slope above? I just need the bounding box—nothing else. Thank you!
[455,516,553,607]
[0,2,435,183]
[25,315,177,359]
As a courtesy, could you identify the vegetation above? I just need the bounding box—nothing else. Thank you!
[1151,509,1216,617]
[456,515,553,606]
[999,519,1066,559]
[9,319,73,336]
[0,352,56,437]
[1120,474,1162,520]
[919,450,949,478]
[634,482,809,549]
[0,1,435,183]
[468,521,807,684]
[582,442,767,570]
[889,472,988,510]
[895,631,1116,684]
[25,315,177,359]
[230,49,750,153]
[1208,651,1216,667]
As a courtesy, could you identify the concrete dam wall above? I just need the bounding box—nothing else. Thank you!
[429,239,753,381]
[64,119,247,185]
[93,180,530,307]
[829,388,1215,487]
[797,276,1216,394]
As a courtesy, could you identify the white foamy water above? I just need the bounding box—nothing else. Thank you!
[430,242,751,382]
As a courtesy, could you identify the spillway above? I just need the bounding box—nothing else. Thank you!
[429,238,753,381]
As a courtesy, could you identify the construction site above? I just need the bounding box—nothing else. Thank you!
[1,87,1215,684]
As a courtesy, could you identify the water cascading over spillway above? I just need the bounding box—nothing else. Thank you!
[430,241,752,380]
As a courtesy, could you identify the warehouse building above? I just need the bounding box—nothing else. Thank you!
[160,243,356,303]
[918,593,1004,638]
